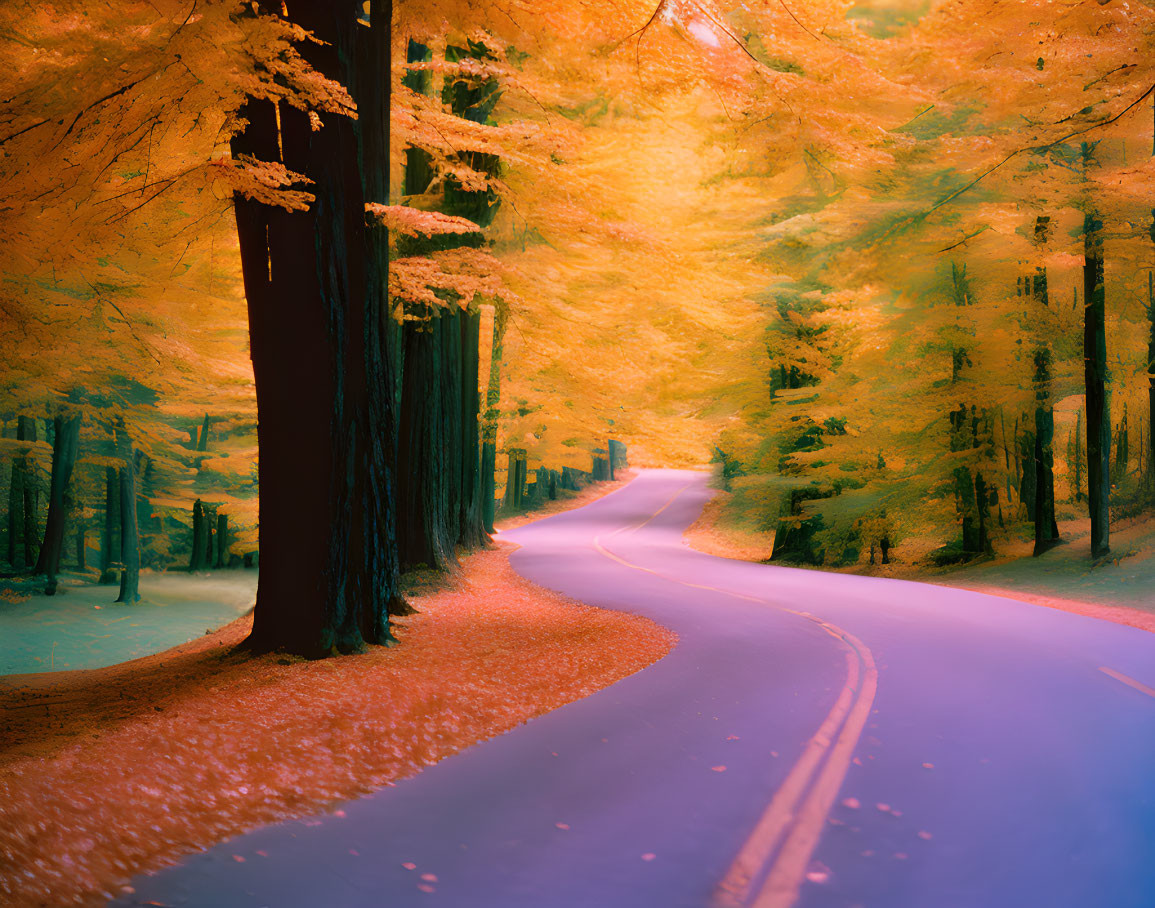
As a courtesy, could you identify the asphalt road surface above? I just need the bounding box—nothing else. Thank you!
[115,469,1155,907]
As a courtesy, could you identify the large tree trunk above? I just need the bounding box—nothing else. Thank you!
[481,303,507,533]
[397,317,455,572]
[99,465,120,584]
[352,0,407,619]
[34,412,81,582]
[115,426,140,603]
[231,0,401,654]
[459,305,487,547]
[1084,209,1110,558]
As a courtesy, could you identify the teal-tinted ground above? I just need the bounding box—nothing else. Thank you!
[0,572,257,674]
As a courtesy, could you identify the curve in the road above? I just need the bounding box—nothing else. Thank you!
[113,469,1155,908]
[591,495,878,908]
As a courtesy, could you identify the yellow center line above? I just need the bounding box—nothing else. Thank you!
[1099,666,1155,699]
[591,491,878,908]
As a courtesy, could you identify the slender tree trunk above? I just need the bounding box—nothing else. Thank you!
[402,40,434,196]
[35,412,81,581]
[215,513,229,568]
[19,416,38,568]
[441,310,464,548]
[481,303,507,533]
[231,0,402,654]
[189,499,208,571]
[8,442,24,569]
[1148,272,1155,484]
[115,426,140,603]
[196,414,210,452]
[76,524,86,570]
[459,305,486,547]
[1084,209,1110,558]
[99,466,119,583]
[1032,352,1059,554]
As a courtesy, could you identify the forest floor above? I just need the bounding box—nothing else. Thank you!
[686,487,1155,634]
[0,571,258,674]
[0,473,674,908]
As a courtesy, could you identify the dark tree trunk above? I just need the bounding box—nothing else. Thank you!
[353,0,407,619]
[99,466,120,584]
[1019,430,1037,522]
[503,449,526,509]
[609,439,628,471]
[204,501,215,566]
[1073,409,1086,502]
[548,470,557,500]
[398,317,454,571]
[1084,209,1110,558]
[607,442,615,481]
[189,499,208,571]
[1148,272,1155,485]
[19,416,38,568]
[441,311,464,548]
[34,412,81,581]
[402,40,434,196]
[7,438,24,569]
[1032,348,1060,554]
[231,0,402,654]
[481,304,507,533]
[115,427,140,603]
[459,305,486,547]
[215,513,229,568]
[196,414,210,452]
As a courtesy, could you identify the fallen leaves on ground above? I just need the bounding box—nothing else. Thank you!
[0,541,675,907]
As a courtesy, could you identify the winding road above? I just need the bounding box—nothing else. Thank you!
[116,469,1155,907]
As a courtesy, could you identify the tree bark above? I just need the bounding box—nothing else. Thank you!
[441,310,464,548]
[34,412,81,582]
[481,303,507,533]
[189,499,208,572]
[215,512,229,568]
[232,0,402,654]
[353,0,408,620]
[196,414,210,452]
[7,437,24,570]
[402,40,434,196]
[1148,272,1154,485]
[76,524,86,570]
[99,465,120,583]
[18,416,38,568]
[1033,360,1060,555]
[1084,209,1110,558]
[115,426,140,603]
[459,305,487,547]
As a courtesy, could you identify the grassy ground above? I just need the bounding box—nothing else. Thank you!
[0,570,258,674]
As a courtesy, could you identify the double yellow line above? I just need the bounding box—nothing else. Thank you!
[592,485,879,908]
